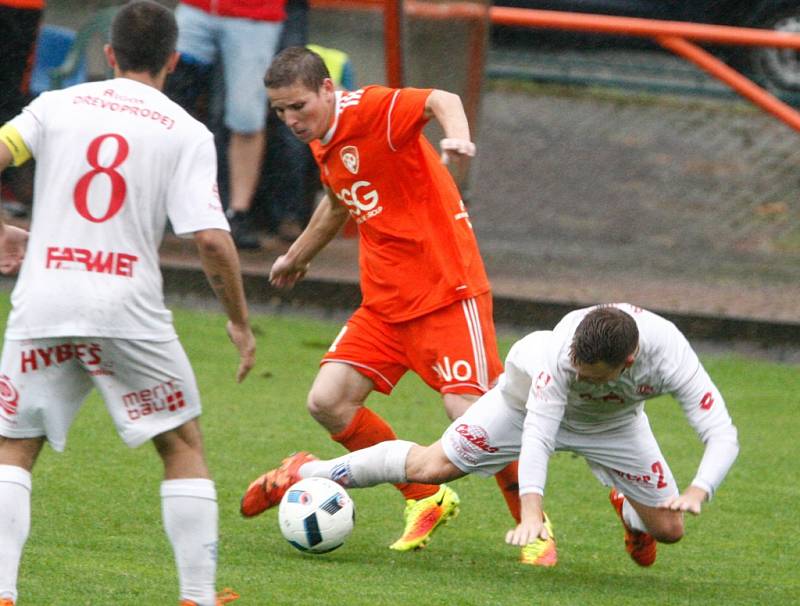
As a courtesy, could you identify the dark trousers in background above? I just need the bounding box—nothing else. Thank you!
[0,6,43,209]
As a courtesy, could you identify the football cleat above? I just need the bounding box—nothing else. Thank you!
[519,512,558,567]
[389,484,460,551]
[609,489,657,567]
[180,587,240,606]
[240,452,318,518]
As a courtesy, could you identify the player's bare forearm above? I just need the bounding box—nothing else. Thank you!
[286,192,349,265]
[425,90,476,167]
[194,229,250,325]
[425,90,471,141]
[270,193,349,289]
[194,228,255,382]
[0,224,28,275]
[0,136,14,230]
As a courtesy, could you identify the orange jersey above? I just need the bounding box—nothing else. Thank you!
[310,86,490,323]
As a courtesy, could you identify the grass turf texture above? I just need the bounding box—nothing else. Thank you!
[2,296,797,605]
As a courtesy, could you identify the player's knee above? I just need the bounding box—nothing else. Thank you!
[651,516,684,544]
[405,445,460,485]
[306,386,357,430]
[306,386,339,417]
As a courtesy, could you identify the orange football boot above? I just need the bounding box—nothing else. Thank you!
[240,452,318,517]
[180,587,240,605]
[609,489,657,566]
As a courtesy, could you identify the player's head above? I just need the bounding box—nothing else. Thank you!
[266,46,331,91]
[108,0,178,77]
[570,306,639,384]
[265,47,336,143]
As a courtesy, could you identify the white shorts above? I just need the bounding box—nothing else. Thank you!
[0,337,201,451]
[441,390,679,507]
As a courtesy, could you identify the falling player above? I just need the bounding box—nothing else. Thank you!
[244,304,739,567]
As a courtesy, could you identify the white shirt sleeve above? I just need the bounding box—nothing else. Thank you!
[511,336,570,497]
[662,327,739,499]
[166,131,229,236]
[8,92,49,157]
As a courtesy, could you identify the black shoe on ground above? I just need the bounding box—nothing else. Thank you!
[227,210,261,250]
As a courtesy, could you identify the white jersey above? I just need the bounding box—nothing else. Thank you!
[499,303,739,498]
[5,78,228,340]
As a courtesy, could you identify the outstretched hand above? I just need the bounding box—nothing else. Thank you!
[505,517,548,547]
[0,224,28,275]
[227,320,256,383]
[269,254,309,289]
[660,485,707,515]
[439,137,476,165]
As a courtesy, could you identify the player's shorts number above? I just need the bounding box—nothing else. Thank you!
[73,133,129,223]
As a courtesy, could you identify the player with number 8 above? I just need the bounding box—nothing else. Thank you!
[0,2,255,604]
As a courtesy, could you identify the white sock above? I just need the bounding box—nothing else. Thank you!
[161,479,218,606]
[299,440,414,488]
[622,496,648,533]
[0,465,31,603]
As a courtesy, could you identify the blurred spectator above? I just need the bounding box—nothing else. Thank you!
[166,0,286,250]
[258,30,357,242]
[256,0,312,242]
[0,0,44,215]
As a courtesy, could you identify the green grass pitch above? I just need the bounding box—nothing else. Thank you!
[2,297,798,605]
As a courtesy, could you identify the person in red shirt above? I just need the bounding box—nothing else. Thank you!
[241,46,522,553]
[167,0,286,250]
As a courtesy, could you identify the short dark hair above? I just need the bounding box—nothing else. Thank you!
[111,1,177,76]
[265,46,330,91]
[570,306,639,367]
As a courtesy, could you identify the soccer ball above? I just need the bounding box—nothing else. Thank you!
[278,477,355,553]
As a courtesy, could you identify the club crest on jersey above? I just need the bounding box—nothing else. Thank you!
[340,146,359,174]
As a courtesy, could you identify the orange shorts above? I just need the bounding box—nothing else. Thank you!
[321,293,502,396]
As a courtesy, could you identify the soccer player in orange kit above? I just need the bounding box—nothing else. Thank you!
[240,46,539,560]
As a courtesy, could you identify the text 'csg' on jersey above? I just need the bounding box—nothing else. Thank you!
[336,180,383,223]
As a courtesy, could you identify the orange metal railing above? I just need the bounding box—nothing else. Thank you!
[490,7,800,132]
[310,0,800,132]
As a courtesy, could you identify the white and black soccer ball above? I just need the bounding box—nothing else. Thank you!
[278,477,355,554]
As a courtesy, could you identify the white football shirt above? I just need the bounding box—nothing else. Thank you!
[5,78,228,340]
[498,304,739,498]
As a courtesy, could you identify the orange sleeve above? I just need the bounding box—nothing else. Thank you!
[359,86,432,152]
[384,87,432,151]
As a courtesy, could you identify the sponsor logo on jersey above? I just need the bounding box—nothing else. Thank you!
[122,379,185,421]
[699,391,715,410]
[0,374,19,418]
[455,423,498,453]
[335,180,382,224]
[340,146,359,174]
[20,342,104,374]
[73,93,176,130]
[534,371,552,390]
[612,468,653,487]
[433,356,473,383]
[46,246,139,277]
[579,391,626,404]
[637,384,655,396]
